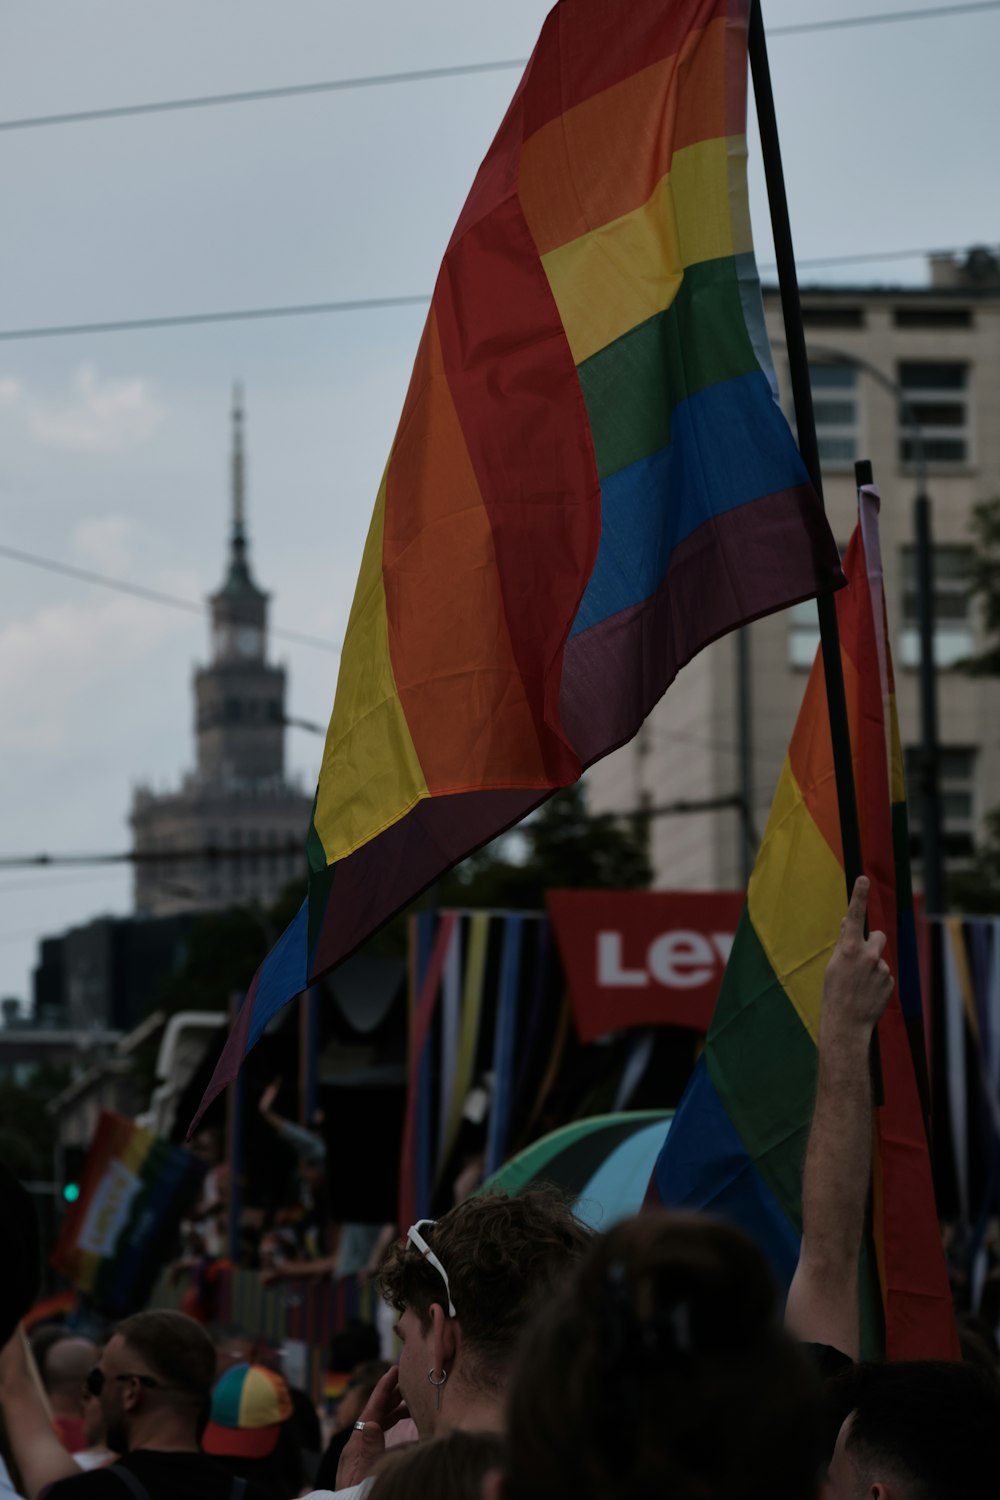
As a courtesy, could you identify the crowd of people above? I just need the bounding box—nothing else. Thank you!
[173,1079,403,1341]
[1,877,998,1500]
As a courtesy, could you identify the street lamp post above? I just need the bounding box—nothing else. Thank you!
[796,344,945,914]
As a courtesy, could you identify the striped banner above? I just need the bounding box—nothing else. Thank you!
[926,916,1000,1242]
[399,911,565,1222]
[52,1110,205,1318]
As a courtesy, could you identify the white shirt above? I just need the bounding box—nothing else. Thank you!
[301,1484,373,1500]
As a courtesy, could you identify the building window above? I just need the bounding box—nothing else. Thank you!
[898,362,969,466]
[904,746,976,861]
[787,599,821,668]
[800,363,859,468]
[787,541,847,666]
[893,306,972,330]
[801,306,865,329]
[899,544,973,669]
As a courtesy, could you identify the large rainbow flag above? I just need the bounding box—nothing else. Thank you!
[650,486,958,1360]
[51,1110,205,1317]
[194,0,842,1127]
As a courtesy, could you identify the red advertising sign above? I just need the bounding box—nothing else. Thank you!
[546,890,745,1042]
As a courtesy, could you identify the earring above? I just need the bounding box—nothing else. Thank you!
[427,1366,448,1411]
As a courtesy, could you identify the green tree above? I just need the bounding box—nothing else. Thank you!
[133,881,307,1092]
[141,784,650,1057]
[0,1061,72,1178]
[960,496,1000,675]
[438,782,652,908]
[950,496,1000,909]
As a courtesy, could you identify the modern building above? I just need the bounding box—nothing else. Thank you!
[586,248,1000,899]
[131,389,314,915]
[32,911,193,1033]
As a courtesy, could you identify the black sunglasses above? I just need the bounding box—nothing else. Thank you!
[85,1368,162,1398]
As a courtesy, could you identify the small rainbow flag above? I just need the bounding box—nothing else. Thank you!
[651,487,958,1360]
[23,1289,78,1329]
[194,0,842,1128]
[51,1110,205,1318]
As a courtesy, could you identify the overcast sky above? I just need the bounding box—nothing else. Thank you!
[0,0,997,1012]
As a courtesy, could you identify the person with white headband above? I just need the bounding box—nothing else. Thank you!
[307,1189,591,1499]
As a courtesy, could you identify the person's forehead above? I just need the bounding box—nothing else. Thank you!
[828,1412,857,1492]
[101,1334,130,1369]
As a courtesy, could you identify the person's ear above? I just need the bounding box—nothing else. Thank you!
[429,1302,459,1372]
[122,1377,142,1413]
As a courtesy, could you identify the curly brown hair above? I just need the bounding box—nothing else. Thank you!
[378,1189,591,1384]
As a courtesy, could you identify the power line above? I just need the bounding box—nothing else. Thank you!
[0,294,429,345]
[0,541,342,653]
[0,59,529,134]
[760,243,999,272]
[770,1,999,36]
[0,240,985,345]
[0,844,306,871]
[0,4,995,136]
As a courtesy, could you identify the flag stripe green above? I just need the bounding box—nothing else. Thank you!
[705,908,817,1230]
[577,255,760,480]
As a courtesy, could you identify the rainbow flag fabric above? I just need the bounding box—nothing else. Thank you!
[650,486,958,1360]
[51,1110,205,1317]
[194,0,842,1127]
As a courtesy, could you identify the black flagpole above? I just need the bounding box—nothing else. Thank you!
[748,1,883,1100]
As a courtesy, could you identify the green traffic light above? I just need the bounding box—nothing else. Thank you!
[63,1183,80,1204]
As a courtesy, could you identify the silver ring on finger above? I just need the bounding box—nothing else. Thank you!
[353,1421,366,1432]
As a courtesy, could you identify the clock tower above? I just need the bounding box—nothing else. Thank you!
[130,386,314,916]
[194,385,286,783]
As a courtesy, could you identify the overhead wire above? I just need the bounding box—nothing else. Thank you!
[0,4,995,135]
[0,845,305,871]
[0,541,342,653]
[769,0,999,33]
[0,0,991,889]
[0,59,530,134]
[0,242,989,344]
[0,295,430,345]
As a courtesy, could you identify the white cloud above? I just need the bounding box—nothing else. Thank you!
[72,515,137,575]
[0,378,20,407]
[0,593,188,753]
[30,366,164,454]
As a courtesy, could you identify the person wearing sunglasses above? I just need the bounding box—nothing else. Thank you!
[320,1189,591,1499]
[1,1311,269,1500]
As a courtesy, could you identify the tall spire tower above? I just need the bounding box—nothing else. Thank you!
[130,386,314,916]
[195,388,283,777]
[228,382,250,588]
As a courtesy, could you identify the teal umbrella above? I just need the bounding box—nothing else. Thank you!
[481,1110,672,1231]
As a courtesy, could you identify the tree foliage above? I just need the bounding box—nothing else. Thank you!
[948,808,1000,913]
[0,1061,71,1178]
[143,784,650,1045]
[950,496,1000,908]
[438,782,652,908]
[959,496,1000,675]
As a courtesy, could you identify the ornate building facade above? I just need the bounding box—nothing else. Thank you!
[131,390,314,916]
